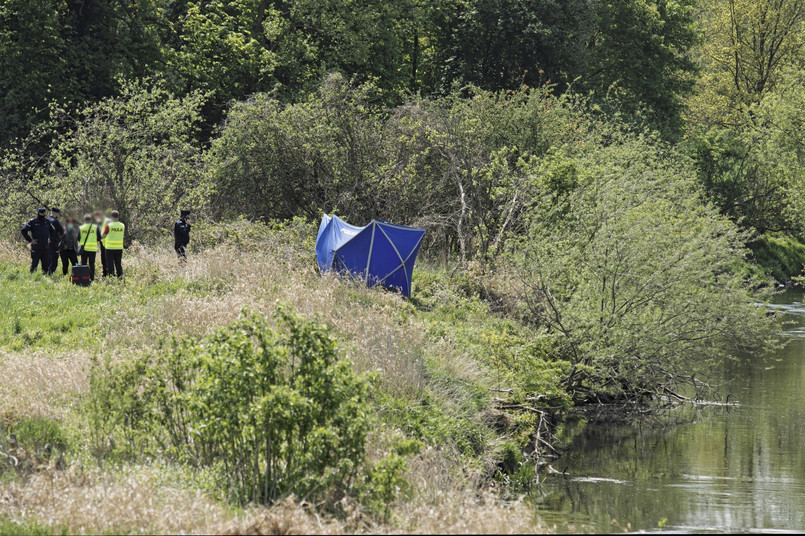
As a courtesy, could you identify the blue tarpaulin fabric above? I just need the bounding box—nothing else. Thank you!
[315,214,425,296]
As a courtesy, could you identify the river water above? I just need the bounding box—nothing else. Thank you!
[534,291,805,533]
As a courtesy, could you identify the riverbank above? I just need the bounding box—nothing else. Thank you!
[750,233,805,287]
[0,217,782,533]
[0,221,566,534]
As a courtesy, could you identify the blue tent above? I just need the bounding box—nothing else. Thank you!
[315,214,426,296]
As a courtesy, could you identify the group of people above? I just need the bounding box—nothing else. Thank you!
[21,207,192,279]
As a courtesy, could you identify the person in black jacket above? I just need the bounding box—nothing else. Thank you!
[47,207,64,275]
[21,207,55,273]
[174,209,191,261]
[60,216,79,275]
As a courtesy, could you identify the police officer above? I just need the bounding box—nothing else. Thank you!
[101,210,125,278]
[47,207,64,275]
[78,214,99,280]
[21,207,55,273]
[174,209,191,261]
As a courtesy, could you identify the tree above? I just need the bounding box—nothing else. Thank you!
[435,0,592,93]
[0,0,70,145]
[46,80,209,242]
[0,0,164,147]
[515,130,778,403]
[162,0,410,129]
[584,0,698,137]
[687,0,805,129]
[205,74,384,222]
[429,0,697,136]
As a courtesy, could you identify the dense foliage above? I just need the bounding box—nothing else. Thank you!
[89,307,373,504]
[0,0,699,146]
[515,131,778,401]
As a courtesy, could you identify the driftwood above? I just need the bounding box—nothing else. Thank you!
[490,396,560,456]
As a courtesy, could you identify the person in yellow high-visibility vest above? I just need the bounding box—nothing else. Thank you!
[78,214,99,280]
[101,210,125,278]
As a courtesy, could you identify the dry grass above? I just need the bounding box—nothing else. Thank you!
[0,464,551,535]
[0,241,26,264]
[0,237,465,420]
[0,350,90,420]
[110,243,437,401]
[0,466,228,534]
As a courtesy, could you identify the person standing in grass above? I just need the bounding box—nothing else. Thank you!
[101,210,125,278]
[174,209,191,261]
[21,207,55,274]
[59,216,79,276]
[93,210,109,277]
[78,214,99,280]
[47,207,64,275]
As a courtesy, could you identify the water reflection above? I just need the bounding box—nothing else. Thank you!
[535,292,805,533]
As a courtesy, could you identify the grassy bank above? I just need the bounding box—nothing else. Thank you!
[0,221,567,534]
[749,233,805,284]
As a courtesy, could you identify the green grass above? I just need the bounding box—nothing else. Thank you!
[0,264,115,351]
[0,517,68,536]
[0,260,217,352]
[750,232,805,283]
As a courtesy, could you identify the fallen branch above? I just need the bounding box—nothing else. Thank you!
[663,387,692,402]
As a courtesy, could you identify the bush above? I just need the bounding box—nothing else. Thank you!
[205,76,574,262]
[89,306,373,505]
[514,131,780,403]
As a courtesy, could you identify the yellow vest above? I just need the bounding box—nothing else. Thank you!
[105,221,125,250]
[79,223,98,252]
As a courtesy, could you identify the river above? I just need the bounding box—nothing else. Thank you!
[534,291,805,533]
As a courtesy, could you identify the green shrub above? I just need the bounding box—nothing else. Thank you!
[89,306,373,506]
[7,416,68,451]
[360,438,421,521]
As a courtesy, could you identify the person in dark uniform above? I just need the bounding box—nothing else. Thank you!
[47,207,64,275]
[174,209,192,261]
[59,216,79,275]
[21,207,55,273]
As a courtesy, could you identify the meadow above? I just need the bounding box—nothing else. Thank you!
[0,220,569,534]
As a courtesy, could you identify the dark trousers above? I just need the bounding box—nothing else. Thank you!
[175,244,187,261]
[99,243,108,276]
[81,251,97,280]
[60,249,78,275]
[106,249,123,278]
[48,247,59,275]
[30,249,48,273]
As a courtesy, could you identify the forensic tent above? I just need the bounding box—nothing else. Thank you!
[315,214,426,297]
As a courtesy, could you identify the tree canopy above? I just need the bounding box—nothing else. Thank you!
[0,0,701,146]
